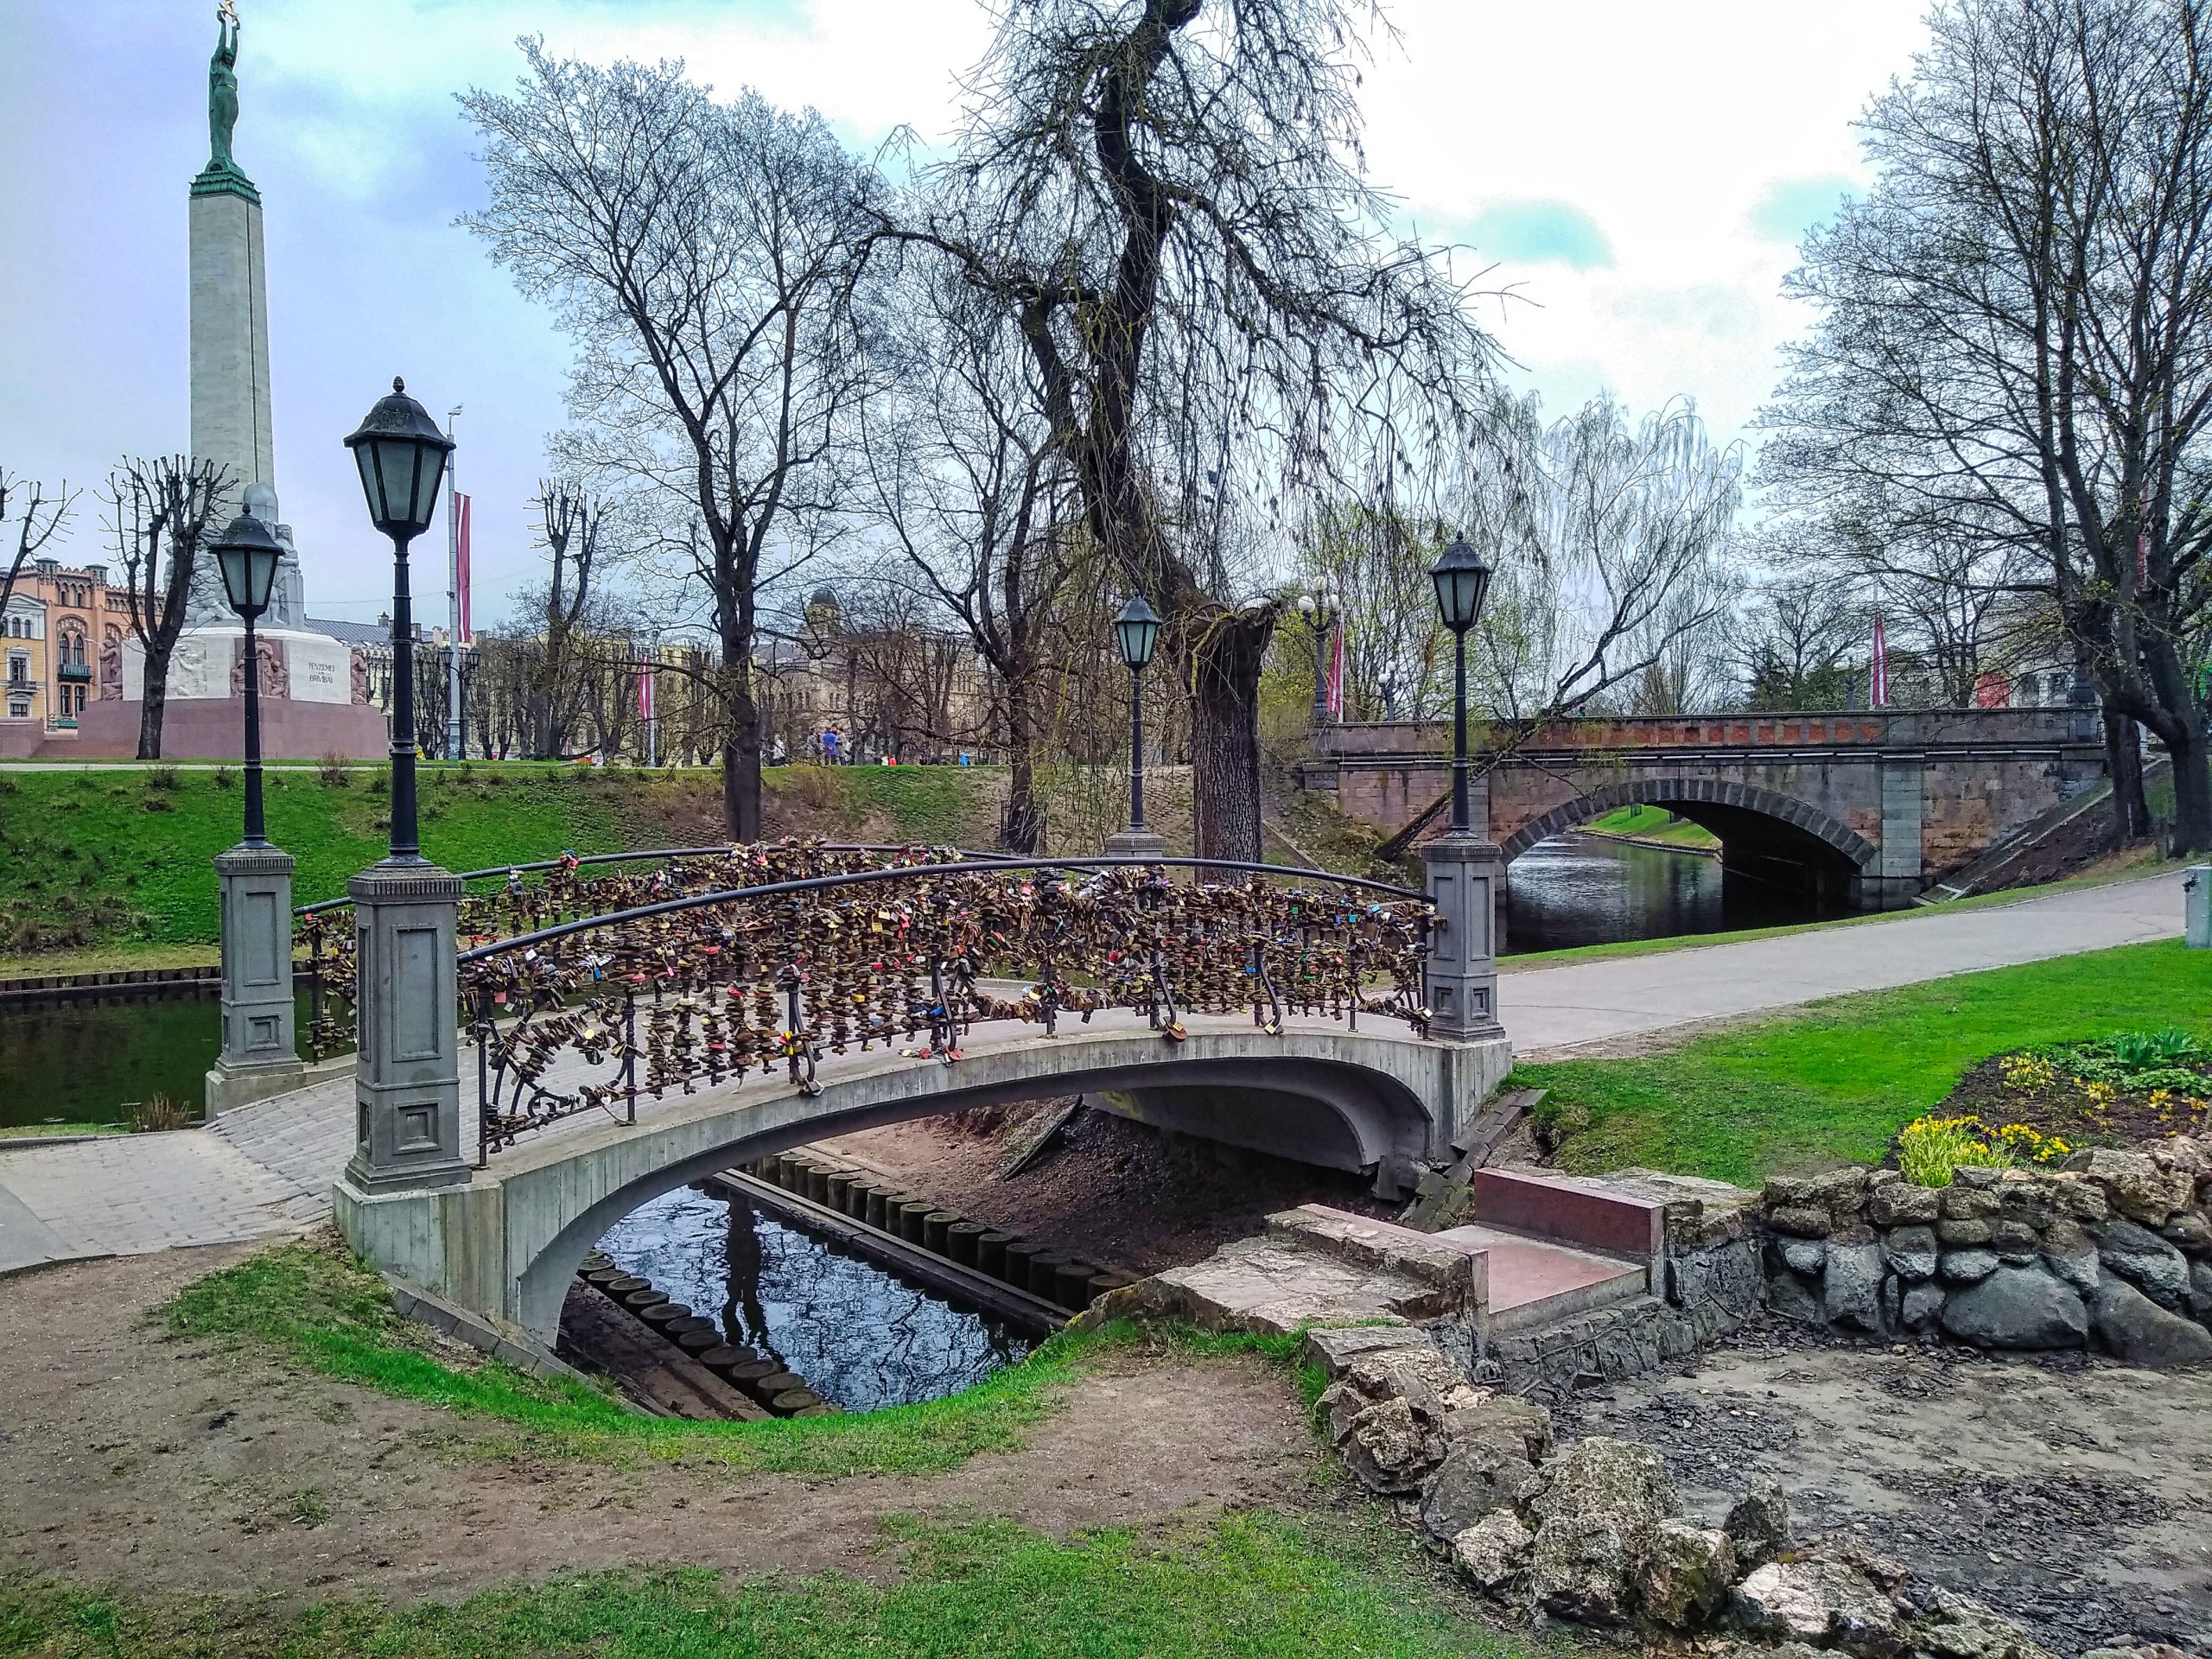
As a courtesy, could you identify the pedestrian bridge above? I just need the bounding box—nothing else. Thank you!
[336,1011,1508,1345]
[324,850,1509,1346]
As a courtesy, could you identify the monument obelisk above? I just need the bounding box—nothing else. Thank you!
[190,2,274,526]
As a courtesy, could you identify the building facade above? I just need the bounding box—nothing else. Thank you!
[1,558,131,730]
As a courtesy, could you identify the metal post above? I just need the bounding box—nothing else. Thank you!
[241,610,266,846]
[1450,625,1471,833]
[445,408,463,763]
[388,530,422,860]
[1103,662,1166,858]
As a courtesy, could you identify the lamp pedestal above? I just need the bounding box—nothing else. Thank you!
[340,859,470,1193]
[1103,826,1166,860]
[1421,830,1506,1042]
[205,843,305,1116]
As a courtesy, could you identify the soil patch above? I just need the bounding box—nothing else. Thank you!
[1939,1052,2212,1147]
[1560,1317,2212,1657]
[0,1246,1325,1605]
[816,1101,1395,1274]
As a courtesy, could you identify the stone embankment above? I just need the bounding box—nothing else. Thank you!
[1763,1139,2212,1363]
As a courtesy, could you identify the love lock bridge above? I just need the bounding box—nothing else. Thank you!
[296,840,1514,1347]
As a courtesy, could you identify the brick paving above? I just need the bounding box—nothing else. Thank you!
[0,870,2185,1278]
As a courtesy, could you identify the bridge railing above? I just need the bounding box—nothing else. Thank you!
[293,840,1008,1058]
[454,855,1434,1163]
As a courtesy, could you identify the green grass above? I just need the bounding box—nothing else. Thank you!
[0,1508,1533,1658]
[1580,804,1719,851]
[0,1120,121,1139]
[1516,938,2212,1185]
[1499,853,2177,972]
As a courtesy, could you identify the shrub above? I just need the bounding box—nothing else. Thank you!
[213,765,235,790]
[1897,1113,2069,1186]
[317,751,351,786]
[145,766,180,791]
[124,1094,193,1133]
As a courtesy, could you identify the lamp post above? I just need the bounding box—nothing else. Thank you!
[337,376,469,1198]
[345,377,454,862]
[1105,594,1165,859]
[213,512,283,846]
[204,509,305,1116]
[1297,582,1340,728]
[1419,534,1507,1048]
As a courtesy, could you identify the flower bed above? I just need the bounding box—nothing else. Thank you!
[1934,1029,2212,1156]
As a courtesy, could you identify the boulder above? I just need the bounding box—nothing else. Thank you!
[1823,1241,1886,1332]
[1868,1182,1940,1227]
[1300,1324,1429,1379]
[1339,1396,1446,1494]
[1529,1512,1639,1624]
[1915,1586,2060,1659]
[2163,1211,2212,1250]
[2196,1257,2212,1312]
[1939,1248,1999,1283]
[1937,1218,1996,1248]
[1450,1510,1533,1598]
[1806,1166,1872,1211]
[1988,1219,2041,1261]
[2097,1217,2192,1307]
[1442,1392,1554,1463]
[1882,1224,1939,1281]
[1900,1281,1947,1330]
[1721,1477,1789,1570]
[1940,1185,2001,1221]
[1421,1441,1545,1542]
[1953,1166,2000,1189]
[1638,1519,1735,1629]
[2088,1274,2212,1368]
[2041,1218,2101,1293]
[1768,1269,1824,1324]
[2069,1147,2183,1224]
[1940,1265,2088,1350]
[2053,1176,2111,1224]
[1770,1205,1834,1239]
[1527,1437,1679,1624]
[1730,1557,1909,1659]
[1780,1237,1827,1276]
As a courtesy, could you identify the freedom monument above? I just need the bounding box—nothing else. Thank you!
[77,3,387,759]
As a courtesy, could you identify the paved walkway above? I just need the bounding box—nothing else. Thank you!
[0,872,2185,1278]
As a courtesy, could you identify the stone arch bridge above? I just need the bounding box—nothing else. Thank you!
[1301,707,2104,908]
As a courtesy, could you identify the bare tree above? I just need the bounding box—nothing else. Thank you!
[887,0,1503,859]
[463,41,880,836]
[106,456,228,760]
[858,266,1079,848]
[0,470,79,620]
[523,480,614,758]
[1761,0,2212,849]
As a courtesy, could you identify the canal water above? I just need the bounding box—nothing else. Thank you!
[0,835,1835,1130]
[595,1184,1035,1411]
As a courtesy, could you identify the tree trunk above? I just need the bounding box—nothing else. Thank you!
[137,654,168,760]
[2167,726,2212,858]
[720,671,762,842]
[1001,671,1042,854]
[2104,705,2152,844]
[1186,608,1274,862]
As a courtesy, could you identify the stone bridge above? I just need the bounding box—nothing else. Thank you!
[335,1012,1508,1345]
[1301,707,2104,908]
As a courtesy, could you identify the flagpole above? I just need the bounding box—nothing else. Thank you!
[444,406,464,761]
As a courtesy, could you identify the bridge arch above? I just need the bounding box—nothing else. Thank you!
[1497,777,1878,878]
[339,1022,1501,1346]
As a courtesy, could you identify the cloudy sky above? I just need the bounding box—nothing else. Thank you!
[0,0,1931,626]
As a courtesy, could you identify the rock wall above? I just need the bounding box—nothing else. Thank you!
[1761,1141,2212,1364]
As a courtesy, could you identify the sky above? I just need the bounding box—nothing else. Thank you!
[0,0,1933,628]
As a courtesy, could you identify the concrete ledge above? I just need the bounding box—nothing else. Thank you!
[1469,1167,1666,1260]
[377,1268,602,1391]
[1268,1204,1489,1312]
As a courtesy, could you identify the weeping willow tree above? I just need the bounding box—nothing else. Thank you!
[887,0,1503,859]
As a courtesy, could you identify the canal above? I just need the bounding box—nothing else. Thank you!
[0,834,1834,1130]
[594,1183,1035,1411]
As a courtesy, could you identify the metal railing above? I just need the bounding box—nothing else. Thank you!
[454,855,1432,1164]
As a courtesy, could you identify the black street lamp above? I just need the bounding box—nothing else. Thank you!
[1112,594,1162,846]
[1428,534,1494,833]
[345,377,454,862]
[213,511,284,847]
[1296,582,1340,727]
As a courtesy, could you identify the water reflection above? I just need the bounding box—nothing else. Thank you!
[1503,833,1840,955]
[594,1185,1033,1412]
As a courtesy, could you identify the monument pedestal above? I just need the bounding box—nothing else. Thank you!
[1103,827,1167,860]
[207,843,304,1116]
[1421,830,1506,1042]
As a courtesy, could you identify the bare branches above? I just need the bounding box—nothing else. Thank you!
[0,469,79,619]
[102,455,228,760]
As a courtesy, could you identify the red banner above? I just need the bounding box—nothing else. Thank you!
[456,493,473,642]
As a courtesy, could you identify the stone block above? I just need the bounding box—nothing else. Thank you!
[1823,1241,1885,1332]
[1639,1520,1735,1629]
[1940,1264,2088,1350]
[1936,1218,1994,1247]
[1900,1282,1946,1330]
[1881,1225,1938,1281]
[2088,1275,2212,1368]
[1769,1205,1832,1239]
[1868,1183,1940,1227]
[1421,1442,1545,1542]
[1779,1237,1826,1275]
[1939,1186,2000,1221]
[1989,1219,2040,1261]
[1729,1558,1907,1659]
[1723,1477,1789,1571]
[1298,1323,1427,1379]
[1450,1511,1533,1597]
[2097,1217,2191,1307]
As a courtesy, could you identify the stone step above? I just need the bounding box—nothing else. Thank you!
[1433,1221,1649,1336]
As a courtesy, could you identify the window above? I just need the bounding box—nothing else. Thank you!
[7,653,25,684]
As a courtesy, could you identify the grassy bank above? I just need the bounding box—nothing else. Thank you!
[1580,804,1719,852]
[1516,937,2212,1185]
[0,1508,1526,1659]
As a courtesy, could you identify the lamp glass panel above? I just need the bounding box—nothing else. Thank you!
[218,544,250,612]
[353,442,383,522]
[409,441,448,529]
[246,543,278,610]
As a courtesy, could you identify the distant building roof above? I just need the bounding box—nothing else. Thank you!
[304,616,392,645]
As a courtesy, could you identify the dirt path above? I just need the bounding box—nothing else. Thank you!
[1561,1319,2212,1657]
[0,1247,1325,1605]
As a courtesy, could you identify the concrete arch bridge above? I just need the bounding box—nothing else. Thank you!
[331,855,1510,1347]
[1303,707,2105,908]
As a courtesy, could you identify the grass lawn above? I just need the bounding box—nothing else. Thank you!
[0,1508,1529,1659]
[1516,938,2212,1186]
[1580,804,1719,851]
[162,1241,1329,1477]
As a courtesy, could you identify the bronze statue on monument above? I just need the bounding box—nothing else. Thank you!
[207,4,243,178]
